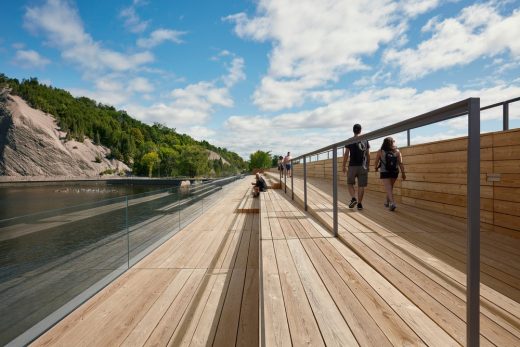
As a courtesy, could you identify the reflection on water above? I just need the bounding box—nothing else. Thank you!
[0,182,172,221]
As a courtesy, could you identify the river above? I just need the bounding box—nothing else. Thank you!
[0,181,179,221]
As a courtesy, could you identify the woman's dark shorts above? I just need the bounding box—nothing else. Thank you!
[380,172,398,179]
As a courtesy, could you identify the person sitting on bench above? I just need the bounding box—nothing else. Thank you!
[252,173,267,197]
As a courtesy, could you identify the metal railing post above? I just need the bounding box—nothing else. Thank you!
[332,146,338,237]
[503,102,509,131]
[467,97,480,347]
[291,160,294,200]
[126,196,129,268]
[284,167,287,194]
[303,156,308,211]
[407,129,411,147]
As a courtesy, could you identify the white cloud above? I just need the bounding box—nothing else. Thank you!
[125,54,246,128]
[137,29,186,48]
[119,6,149,33]
[385,3,520,80]
[218,82,520,158]
[127,77,154,93]
[226,0,417,111]
[24,0,153,72]
[69,87,130,106]
[222,57,246,87]
[14,49,51,68]
[399,0,442,17]
[12,42,25,50]
[181,126,217,141]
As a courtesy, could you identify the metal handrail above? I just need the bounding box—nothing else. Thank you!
[287,97,482,347]
[292,96,518,161]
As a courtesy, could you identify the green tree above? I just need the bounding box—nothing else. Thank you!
[178,146,210,177]
[0,73,247,176]
[271,154,281,168]
[142,151,160,177]
[249,150,272,171]
[159,146,179,177]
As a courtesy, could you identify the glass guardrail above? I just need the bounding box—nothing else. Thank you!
[0,175,244,346]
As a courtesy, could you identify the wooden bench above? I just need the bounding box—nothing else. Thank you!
[236,187,260,213]
[268,172,520,346]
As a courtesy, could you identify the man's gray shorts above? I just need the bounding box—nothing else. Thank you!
[347,166,368,187]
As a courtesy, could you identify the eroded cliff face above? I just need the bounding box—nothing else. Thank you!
[0,94,129,177]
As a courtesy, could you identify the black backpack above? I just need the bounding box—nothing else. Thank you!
[384,150,398,172]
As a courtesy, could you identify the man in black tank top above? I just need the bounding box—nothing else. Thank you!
[341,124,370,210]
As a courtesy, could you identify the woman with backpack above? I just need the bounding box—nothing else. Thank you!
[375,137,406,211]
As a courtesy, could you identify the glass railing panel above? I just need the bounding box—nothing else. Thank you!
[0,196,128,346]
[127,187,182,264]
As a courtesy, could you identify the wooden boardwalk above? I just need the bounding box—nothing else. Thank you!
[32,179,259,346]
[30,175,520,346]
[266,172,520,346]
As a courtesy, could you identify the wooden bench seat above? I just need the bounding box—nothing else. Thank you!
[236,187,260,213]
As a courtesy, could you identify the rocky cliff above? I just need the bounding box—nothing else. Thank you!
[0,94,129,177]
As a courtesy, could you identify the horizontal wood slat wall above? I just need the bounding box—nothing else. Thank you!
[284,128,520,237]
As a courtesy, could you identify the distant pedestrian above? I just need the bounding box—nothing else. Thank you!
[283,152,292,178]
[375,137,406,211]
[342,124,370,210]
[277,155,284,175]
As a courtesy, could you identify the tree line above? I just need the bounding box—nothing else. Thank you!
[0,73,247,177]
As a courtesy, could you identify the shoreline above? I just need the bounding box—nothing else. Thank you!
[0,176,202,187]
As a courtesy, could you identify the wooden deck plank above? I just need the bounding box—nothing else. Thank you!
[188,271,229,347]
[272,239,325,346]
[167,272,219,346]
[286,238,359,346]
[300,238,393,346]
[314,238,426,346]
[236,268,259,347]
[143,269,206,347]
[120,269,192,347]
[36,268,174,347]
[260,195,272,240]
[327,238,459,346]
[260,240,291,347]
[212,213,254,345]
[265,191,285,240]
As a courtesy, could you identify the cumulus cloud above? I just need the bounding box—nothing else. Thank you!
[137,29,186,48]
[127,77,154,93]
[125,54,246,128]
[399,0,442,17]
[222,56,246,87]
[14,49,51,68]
[181,126,217,141]
[225,0,426,111]
[119,5,149,33]
[385,3,520,81]
[24,0,153,72]
[218,82,520,157]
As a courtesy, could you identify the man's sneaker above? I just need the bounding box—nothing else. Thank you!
[348,198,357,208]
[357,203,363,210]
[389,203,397,211]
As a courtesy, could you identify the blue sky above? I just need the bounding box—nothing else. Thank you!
[1,0,519,158]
